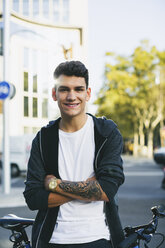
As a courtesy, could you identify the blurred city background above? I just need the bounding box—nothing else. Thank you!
[0,0,165,247]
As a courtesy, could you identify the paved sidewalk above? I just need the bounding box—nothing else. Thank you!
[122,154,157,167]
[0,187,26,208]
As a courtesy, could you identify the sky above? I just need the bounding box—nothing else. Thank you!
[88,0,165,112]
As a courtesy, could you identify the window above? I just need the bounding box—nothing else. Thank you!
[43,0,49,18]
[42,98,48,118]
[33,75,37,93]
[32,127,39,133]
[33,0,39,17]
[32,49,38,92]
[24,96,29,116]
[53,0,60,22]
[32,49,37,70]
[24,126,31,134]
[13,0,19,12]
[63,0,69,8]
[52,0,69,23]
[33,97,38,117]
[24,47,29,68]
[23,47,49,122]
[24,126,39,134]
[23,0,29,16]
[41,51,48,94]
[24,72,28,91]
[62,0,69,23]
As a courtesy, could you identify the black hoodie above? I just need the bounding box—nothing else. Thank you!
[24,114,125,248]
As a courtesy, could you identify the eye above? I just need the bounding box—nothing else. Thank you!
[76,88,85,92]
[59,88,68,92]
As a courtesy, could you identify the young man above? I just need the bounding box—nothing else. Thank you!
[24,61,125,248]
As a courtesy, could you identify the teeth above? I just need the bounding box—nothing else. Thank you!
[66,104,78,106]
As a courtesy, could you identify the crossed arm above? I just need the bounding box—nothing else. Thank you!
[44,175,109,208]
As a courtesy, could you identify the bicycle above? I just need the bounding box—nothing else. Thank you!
[0,205,164,248]
[118,205,165,248]
[0,214,34,248]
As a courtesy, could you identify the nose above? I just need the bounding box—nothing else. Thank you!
[66,90,76,101]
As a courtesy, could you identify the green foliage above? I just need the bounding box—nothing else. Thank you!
[95,42,165,141]
[157,51,165,65]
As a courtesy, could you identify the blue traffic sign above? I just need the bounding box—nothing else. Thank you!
[0,81,10,99]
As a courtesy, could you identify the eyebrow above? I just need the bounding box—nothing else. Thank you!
[58,86,86,90]
[75,86,86,90]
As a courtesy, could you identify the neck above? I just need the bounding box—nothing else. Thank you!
[59,114,88,133]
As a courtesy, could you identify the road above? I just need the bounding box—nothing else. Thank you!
[118,156,165,248]
[0,155,165,248]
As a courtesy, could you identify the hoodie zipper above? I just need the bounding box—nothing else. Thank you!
[35,210,48,248]
[39,130,46,168]
[94,137,110,237]
[35,130,48,248]
[94,138,108,170]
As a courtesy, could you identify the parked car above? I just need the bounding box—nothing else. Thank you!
[153,147,165,166]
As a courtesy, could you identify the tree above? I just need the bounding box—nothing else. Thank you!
[95,42,165,157]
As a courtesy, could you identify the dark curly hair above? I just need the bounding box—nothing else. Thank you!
[54,61,89,88]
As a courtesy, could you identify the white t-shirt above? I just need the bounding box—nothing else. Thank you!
[49,115,109,244]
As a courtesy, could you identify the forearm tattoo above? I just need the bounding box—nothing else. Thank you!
[58,180,102,200]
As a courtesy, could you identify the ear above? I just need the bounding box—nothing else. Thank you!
[52,88,57,101]
[86,87,91,101]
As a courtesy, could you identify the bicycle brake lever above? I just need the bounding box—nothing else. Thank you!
[151,205,165,217]
[143,223,156,234]
[137,230,152,243]
[159,212,165,218]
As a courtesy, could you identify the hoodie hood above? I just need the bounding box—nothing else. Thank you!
[88,114,117,138]
[45,114,117,138]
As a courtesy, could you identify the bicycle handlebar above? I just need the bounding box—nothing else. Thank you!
[117,205,165,248]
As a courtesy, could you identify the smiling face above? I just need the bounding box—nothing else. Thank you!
[52,75,91,119]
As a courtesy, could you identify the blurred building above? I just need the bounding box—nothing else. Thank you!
[0,0,88,139]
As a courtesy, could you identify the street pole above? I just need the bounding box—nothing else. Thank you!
[2,0,10,194]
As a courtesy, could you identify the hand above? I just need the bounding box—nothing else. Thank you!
[44,174,56,191]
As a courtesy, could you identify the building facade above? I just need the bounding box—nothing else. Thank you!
[0,0,88,140]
